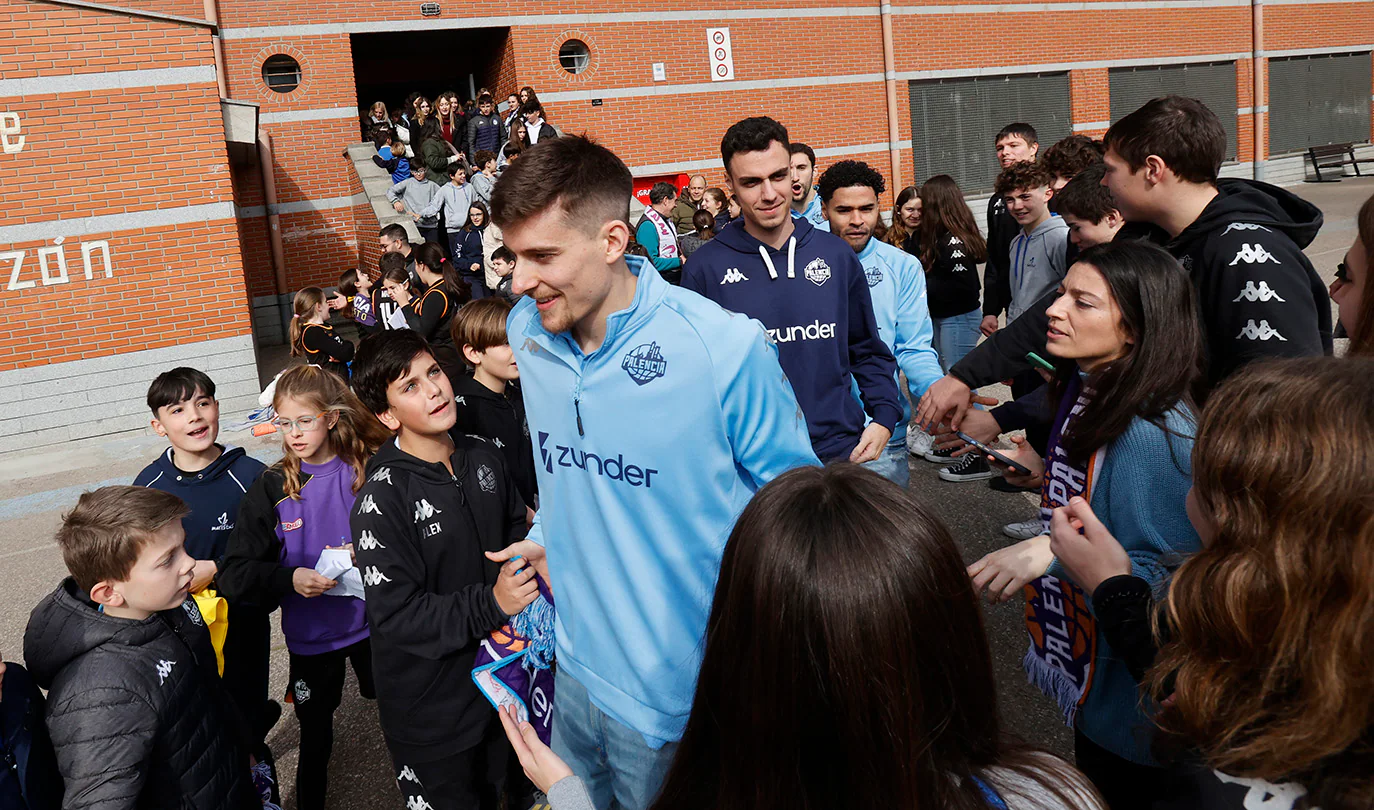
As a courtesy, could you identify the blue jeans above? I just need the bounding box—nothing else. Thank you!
[551,671,678,810]
[861,434,910,488]
[932,307,983,374]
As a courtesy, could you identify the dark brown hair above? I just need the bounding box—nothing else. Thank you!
[651,465,1102,810]
[289,287,327,358]
[1349,192,1374,356]
[1103,95,1226,184]
[993,160,1054,198]
[490,135,632,235]
[58,486,188,591]
[917,175,987,268]
[1050,164,1117,223]
[1149,357,1374,809]
[1047,241,1201,465]
[1041,134,1104,181]
[884,185,918,249]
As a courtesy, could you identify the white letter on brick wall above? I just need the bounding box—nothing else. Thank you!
[38,242,69,286]
[3,251,30,290]
[0,113,24,154]
[82,240,112,279]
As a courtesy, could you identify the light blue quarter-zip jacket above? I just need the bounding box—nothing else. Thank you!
[510,255,819,747]
[853,237,944,441]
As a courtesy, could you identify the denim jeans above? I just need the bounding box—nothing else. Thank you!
[860,434,910,488]
[932,307,983,374]
[551,670,678,810]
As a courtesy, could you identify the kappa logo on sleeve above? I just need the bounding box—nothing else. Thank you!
[1236,319,1287,341]
[155,659,176,685]
[1229,244,1280,266]
[369,467,393,485]
[357,495,382,516]
[362,566,392,586]
[356,530,386,551]
[1232,281,1286,303]
[1221,222,1272,236]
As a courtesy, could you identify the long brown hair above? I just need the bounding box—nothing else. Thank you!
[1047,242,1201,465]
[1149,357,1374,809]
[651,465,1102,810]
[271,365,392,500]
[1349,193,1374,356]
[917,175,987,268]
[288,287,327,358]
[884,185,918,249]
[413,242,470,300]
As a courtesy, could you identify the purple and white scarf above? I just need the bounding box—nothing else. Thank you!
[643,207,679,259]
[1023,373,1105,727]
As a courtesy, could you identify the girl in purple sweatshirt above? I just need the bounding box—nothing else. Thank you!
[218,365,393,810]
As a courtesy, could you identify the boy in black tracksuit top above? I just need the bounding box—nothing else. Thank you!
[944,99,1331,405]
[349,330,538,810]
[450,297,538,511]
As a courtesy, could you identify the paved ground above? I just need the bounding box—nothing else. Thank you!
[0,176,1363,809]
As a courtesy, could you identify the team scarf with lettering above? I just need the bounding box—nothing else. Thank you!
[643,207,680,259]
[472,575,556,744]
[1022,372,1105,727]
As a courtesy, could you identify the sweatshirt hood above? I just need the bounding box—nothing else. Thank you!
[711,216,819,280]
[150,444,251,487]
[1180,178,1323,250]
[365,435,471,487]
[24,578,171,689]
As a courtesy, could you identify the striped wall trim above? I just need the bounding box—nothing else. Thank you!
[1261,44,1373,58]
[1073,121,1111,131]
[218,0,1262,40]
[0,65,216,98]
[260,105,360,124]
[0,201,236,245]
[893,51,1252,81]
[236,193,368,219]
[1236,106,1270,115]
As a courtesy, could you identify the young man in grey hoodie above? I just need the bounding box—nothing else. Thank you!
[387,162,442,244]
[994,160,1069,323]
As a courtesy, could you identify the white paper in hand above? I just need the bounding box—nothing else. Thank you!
[315,548,366,600]
[385,307,409,330]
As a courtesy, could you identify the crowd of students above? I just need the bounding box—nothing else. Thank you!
[4,93,1372,810]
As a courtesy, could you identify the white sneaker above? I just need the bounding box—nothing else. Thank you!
[1002,518,1044,541]
[906,427,933,457]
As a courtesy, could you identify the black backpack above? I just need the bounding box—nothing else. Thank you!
[0,663,62,810]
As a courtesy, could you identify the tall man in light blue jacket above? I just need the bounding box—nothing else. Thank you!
[487,136,819,810]
[818,160,944,487]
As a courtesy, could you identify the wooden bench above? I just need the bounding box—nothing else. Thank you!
[1307,142,1374,182]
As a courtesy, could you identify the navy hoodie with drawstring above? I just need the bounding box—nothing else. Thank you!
[133,445,267,564]
[683,218,901,461]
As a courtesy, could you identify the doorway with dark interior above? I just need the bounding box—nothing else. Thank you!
[351,27,513,141]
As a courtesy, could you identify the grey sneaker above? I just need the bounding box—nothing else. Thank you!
[938,453,995,482]
[907,427,934,457]
[1002,518,1044,541]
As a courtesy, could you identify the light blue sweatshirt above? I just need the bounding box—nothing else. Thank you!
[819,229,944,443]
[510,255,819,746]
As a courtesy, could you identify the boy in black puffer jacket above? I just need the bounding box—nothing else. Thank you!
[23,486,259,810]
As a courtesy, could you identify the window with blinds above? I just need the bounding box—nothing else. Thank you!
[1109,62,1238,161]
[907,73,1072,195]
[1269,52,1372,154]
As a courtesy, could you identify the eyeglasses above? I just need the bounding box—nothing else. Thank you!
[272,412,329,433]
[1335,262,1350,283]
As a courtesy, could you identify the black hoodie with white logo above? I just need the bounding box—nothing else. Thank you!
[952,179,1331,393]
[349,435,526,761]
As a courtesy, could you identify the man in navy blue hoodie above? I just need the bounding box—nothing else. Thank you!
[683,116,901,463]
[133,367,272,740]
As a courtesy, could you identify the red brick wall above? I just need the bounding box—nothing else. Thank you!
[0,0,249,372]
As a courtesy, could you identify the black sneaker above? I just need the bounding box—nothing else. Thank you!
[938,453,995,482]
[989,476,1038,493]
[922,444,958,464]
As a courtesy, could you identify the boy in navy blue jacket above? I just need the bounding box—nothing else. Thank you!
[683,116,901,463]
[132,367,273,739]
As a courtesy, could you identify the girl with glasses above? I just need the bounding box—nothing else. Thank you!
[219,364,393,810]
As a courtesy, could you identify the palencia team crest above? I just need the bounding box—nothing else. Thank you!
[804,258,831,286]
[622,342,667,385]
